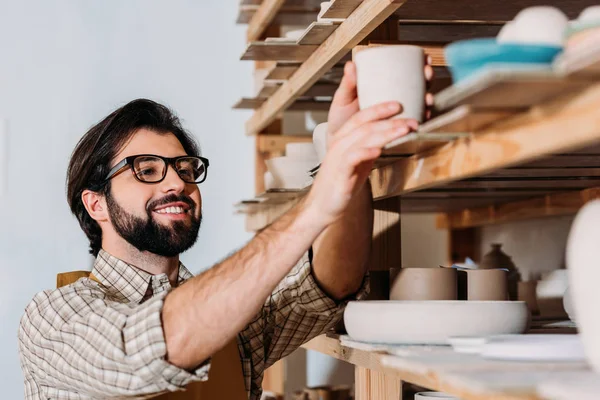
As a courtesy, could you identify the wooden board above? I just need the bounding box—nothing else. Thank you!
[435,69,590,111]
[233,98,331,110]
[438,187,600,229]
[392,0,599,21]
[382,132,468,156]
[321,0,364,19]
[443,178,600,190]
[237,6,319,25]
[265,63,301,81]
[418,105,520,133]
[397,22,502,43]
[246,0,286,42]
[355,41,446,66]
[246,0,407,134]
[257,134,312,153]
[370,81,600,200]
[241,42,319,61]
[298,21,340,45]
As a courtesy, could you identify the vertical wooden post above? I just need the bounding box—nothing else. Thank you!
[355,367,402,400]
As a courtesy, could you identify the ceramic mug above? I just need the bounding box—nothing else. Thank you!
[415,392,460,400]
[354,45,426,122]
[390,268,457,301]
[457,269,508,301]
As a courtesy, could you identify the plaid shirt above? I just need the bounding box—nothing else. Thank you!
[19,249,368,399]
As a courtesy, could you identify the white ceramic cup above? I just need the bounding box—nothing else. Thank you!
[312,122,328,162]
[415,392,460,400]
[354,45,425,122]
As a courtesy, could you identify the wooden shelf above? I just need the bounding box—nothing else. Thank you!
[302,334,588,400]
[245,0,407,135]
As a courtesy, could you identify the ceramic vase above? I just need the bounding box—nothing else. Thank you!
[480,243,521,301]
[389,267,457,301]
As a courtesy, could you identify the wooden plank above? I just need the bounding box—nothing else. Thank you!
[382,132,469,156]
[485,167,600,178]
[303,83,338,97]
[393,0,598,21]
[238,6,318,25]
[523,155,600,168]
[321,0,364,19]
[438,187,600,229]
[397,22,502,43]
[265,63,300,80]
[355,367,402,400]
[403,189,565,198]
[298,21,340,45]
[369,81,600,200]
[246,0,407,135]
[370,197,402,271]
[443,178,600,190]
[435,69,590,111]
[355,41,446,66]
[417,106,520,133]
[241,42,319,61]
[246,0,286,42]
[399,196,526,212]
[257,134,312,153]
[233,98,331,111]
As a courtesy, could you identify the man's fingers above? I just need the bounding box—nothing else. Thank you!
[331,61,358,108]
[425,64,434,82]
[336,101,403,137]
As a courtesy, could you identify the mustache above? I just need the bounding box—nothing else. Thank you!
[147,193,196,213]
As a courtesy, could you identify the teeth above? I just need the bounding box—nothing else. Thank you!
[156,206,186,214]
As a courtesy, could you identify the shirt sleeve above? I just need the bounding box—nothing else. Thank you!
[238,249,369,395]
[18,285,210,398]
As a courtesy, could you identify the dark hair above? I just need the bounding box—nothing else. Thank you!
[66,99,201,257]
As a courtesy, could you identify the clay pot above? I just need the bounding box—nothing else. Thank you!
[480,243,521,300]
[390,268,457,301]
[457,269,508,301]
[354,45,426,122]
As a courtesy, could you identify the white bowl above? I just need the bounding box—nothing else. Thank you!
[344,301,529,345]
[285,142,318,160]
[415,392,460,400]
[265,156,314,189]
[497,22,519,42]
[498,6,567,47]
[312,122,328,162]
[578,6,600,24]
[537,269,568,299]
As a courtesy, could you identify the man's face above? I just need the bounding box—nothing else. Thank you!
[105,129,203,257]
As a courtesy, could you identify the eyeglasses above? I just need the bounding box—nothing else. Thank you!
[103,154,210,185]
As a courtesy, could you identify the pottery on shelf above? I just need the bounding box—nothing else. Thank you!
[344,300,529,345]
[480,243,521,301]
[389,267,457,301]
[497,6,568,47]
[566,200,600,373]
[536,269,568,318]
[265,156,314,189]
[415,392,461,400]
[518,280,540,315]
[481,334,585,362]
[312,122,328,162]
[354,45,426,122]
[285,142,318,161]
[563,285,577,323]
[457,269,508,301]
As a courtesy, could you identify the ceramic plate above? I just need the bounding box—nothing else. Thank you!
[481,334,585,361]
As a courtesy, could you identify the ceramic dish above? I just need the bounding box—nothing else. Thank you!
[344,300,529,345]
[444,38,561,82]
[265,156,315,189]
[481,334,585,362]
[448,336,487,354]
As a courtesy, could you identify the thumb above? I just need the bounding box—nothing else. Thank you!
[331,61,357,107]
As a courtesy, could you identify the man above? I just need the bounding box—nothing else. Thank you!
[18,61,427,399]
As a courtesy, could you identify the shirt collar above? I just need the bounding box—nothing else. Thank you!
[91,249,194,304]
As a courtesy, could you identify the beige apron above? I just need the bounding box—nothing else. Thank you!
[57,271,247,400]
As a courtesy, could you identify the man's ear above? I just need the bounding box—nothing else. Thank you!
[81,189,109,223]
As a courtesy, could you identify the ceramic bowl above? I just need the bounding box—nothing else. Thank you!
[566,6,600,38]
[312,122,328,162]
[344,300,529,344]
[444,38,561,83]
[499,6,568,47]
[265,156,314,189]
[563,286,577,323]
[390,268,457,301]
[415,392,460,400]
[285,142,318,160]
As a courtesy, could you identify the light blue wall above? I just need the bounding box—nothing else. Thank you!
[0,1,255,396]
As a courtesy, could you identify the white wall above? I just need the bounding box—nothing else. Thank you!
[0,1,255,397]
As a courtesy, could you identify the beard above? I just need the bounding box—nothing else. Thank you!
[106,190,201,257]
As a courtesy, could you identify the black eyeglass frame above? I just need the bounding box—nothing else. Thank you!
[103,154,210,185]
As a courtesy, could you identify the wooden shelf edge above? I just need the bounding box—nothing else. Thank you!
[246,0,286,42]
[245,0,407,135]
[437,187,600,230]
[370,81,600,200]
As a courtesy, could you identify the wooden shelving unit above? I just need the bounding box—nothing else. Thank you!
[235,0,600,398]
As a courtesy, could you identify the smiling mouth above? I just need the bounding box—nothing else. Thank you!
[154,206,190,215]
